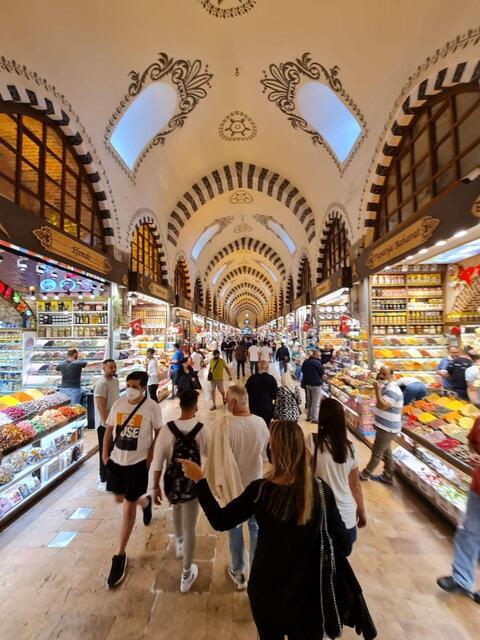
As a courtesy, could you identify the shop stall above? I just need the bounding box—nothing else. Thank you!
[174,297,193,345]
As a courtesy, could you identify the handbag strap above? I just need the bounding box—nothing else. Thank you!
[113,395,147,449]
[316,478,343,639]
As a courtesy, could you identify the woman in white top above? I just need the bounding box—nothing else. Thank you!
[145,348,160,402]
[307,397,367,544]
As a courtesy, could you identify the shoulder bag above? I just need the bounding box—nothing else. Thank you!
[208,359,220,382]
[109,395,147,454]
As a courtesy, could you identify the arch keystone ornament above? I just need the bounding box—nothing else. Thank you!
[105,53,213,177]
[261,52,367,173]
[230,190,253,204]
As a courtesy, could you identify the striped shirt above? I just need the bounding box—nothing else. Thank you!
[373,381,403,433]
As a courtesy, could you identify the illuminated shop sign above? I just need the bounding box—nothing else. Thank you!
[0,280,32,317]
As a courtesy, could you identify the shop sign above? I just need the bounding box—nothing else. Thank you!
[357,176,480,278]
[176,295,193,312]
[0,280,34,320]
[293,292,309,310]
[313,278,332,300]
[33,226,112,275]
[366,216,440,270]
[128,272,172,303]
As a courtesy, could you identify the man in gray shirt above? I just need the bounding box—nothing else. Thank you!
[94,359,120,490]
[56,348,87,405]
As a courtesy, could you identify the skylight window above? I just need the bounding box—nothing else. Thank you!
[192,223,220,260]
[109,83,177,170]
[268,221,296,254]
[297,82,362,163]
[259,262,278,282]
[212,264,228,285]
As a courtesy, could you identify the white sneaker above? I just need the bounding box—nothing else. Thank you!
[180,564,198,594]
[175,537,184,559]
[97,480,108,492]
[227,566,247,590]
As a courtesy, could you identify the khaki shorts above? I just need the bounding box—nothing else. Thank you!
[210,379,224,392]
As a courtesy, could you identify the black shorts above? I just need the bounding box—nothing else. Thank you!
[106,459,148,502]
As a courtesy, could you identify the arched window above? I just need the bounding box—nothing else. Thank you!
[286,275,294,304]
[0,106,104,249]
[130,223,163,282]
[298,255,312,294]
[319,217,350,281]
[375,85,480,239]
[193,277,203,306]
[174,257,191,299]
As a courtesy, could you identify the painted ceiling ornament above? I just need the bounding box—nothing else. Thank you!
[219,111,257,142]
[198,0,256,19]
[229,189,253,205]
[105,52,213,178]
[253,214,287,245]
[260,52,367,174]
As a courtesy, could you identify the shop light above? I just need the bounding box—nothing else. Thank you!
[42,295,48,301]
[54,295,59,300]
[418,248,428,255]
[454,230,467,239]
[90,294,95,299]
[30,295,36,301]
[405,255,414,260]
[78,294,83,300]
[435,240,447,247]
[316,287,349,305]
[384,266,391,271]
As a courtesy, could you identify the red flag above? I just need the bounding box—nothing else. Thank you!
[129,318,143,336]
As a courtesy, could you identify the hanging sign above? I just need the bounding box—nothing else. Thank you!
[0,280,34,320]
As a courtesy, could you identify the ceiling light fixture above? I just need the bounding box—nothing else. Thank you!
[435,240,447,247]
[418,248,428,255]
[454,230,467,239]
[405,255,414,261]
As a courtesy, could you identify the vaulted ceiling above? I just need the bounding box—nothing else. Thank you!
[1,0,478,324]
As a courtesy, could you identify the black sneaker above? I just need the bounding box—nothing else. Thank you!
[437,576,471,597]
[473,591,480,604]
[143,495,152,526]
[107,554,127,588]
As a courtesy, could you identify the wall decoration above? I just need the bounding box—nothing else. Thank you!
[105,53,213,177]
[261,52,367,174]
[198,0,256,19]
[219,111,257,141]
[230,189,253,205]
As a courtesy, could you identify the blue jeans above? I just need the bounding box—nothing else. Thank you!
[452,490,480,591]
[229,515,258,573]
[61,387,82,405]
[348,526,357,545]
[403,382,427,405]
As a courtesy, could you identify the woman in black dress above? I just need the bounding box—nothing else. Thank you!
[178,421,376,640]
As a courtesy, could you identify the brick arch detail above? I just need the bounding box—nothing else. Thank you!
[316,206,352,283]
[204,237,286,279]
[127,209,169,283]
[167,161,316,246]
[0,57,119,245]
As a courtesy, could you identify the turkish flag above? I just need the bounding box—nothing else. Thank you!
[129,319,143,336]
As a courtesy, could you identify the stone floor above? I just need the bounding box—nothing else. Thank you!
[0,368,479,639]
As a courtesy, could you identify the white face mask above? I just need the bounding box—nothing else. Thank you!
[126,387,142,401]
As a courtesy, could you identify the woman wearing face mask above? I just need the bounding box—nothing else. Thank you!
[175,357,202,394]
[177,421,376,640]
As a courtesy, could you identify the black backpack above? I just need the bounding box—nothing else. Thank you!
[163,420,204,504]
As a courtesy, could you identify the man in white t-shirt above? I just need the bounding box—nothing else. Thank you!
[102,370,162,589]
[209,384,269,590]
[146,348,160,402]
[248,340,260,375]
[151,389,209,594]
[260,341,272,365]
[191,346,204,373]
[94,359,120,491]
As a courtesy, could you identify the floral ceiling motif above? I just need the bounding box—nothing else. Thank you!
[229,189,253,204]
[198,0,257,19]
[260,52,367,174]
[105,52,213,178]
[219,111,257,141]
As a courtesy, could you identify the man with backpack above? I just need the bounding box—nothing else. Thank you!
[102,371,162,588]
[151,390,209,593]
[235,341,248,379]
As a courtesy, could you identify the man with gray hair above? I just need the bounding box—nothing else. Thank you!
[206,383,269,591]
[300,350,324,422]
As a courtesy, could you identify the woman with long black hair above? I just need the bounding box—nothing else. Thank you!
[178,420,376,640]
[308,397,367,545]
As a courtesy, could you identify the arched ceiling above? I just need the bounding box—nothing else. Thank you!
[0,1,478,324]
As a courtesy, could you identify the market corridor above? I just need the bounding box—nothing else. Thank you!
[0,385,478,640]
